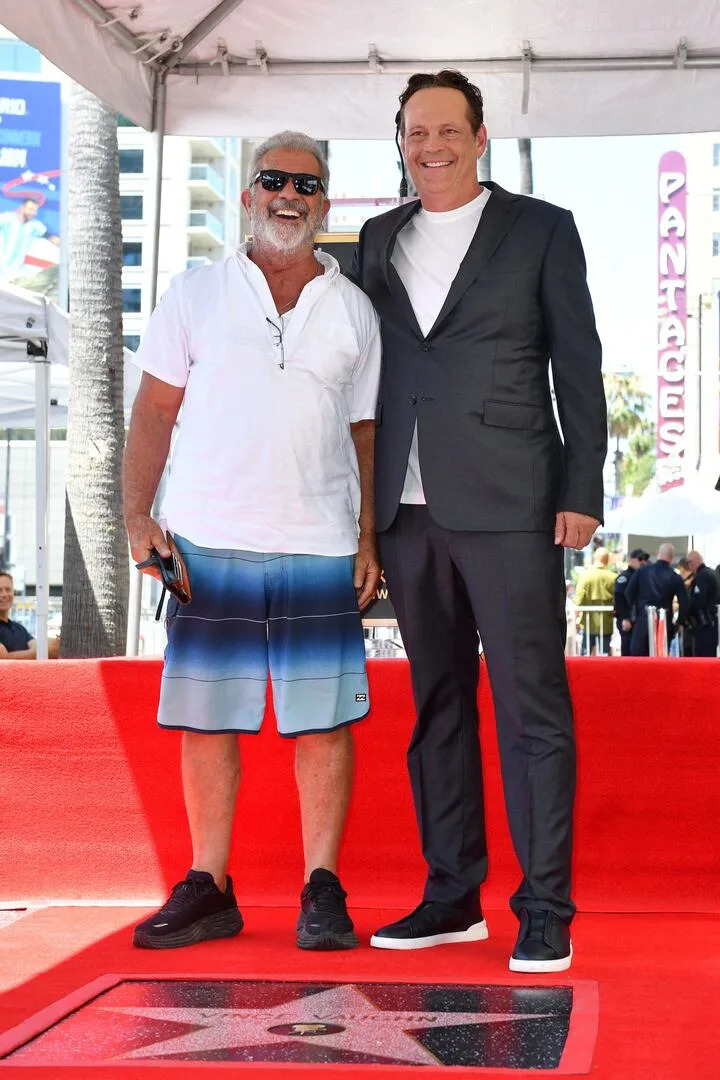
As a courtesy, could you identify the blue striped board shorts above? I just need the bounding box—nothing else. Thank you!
[157,535,370,736]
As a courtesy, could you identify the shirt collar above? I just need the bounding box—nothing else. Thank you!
[236,241,339,280]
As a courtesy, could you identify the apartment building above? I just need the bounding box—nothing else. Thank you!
[118,123,242,352]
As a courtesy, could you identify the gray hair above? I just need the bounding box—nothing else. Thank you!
[246,131,329,191]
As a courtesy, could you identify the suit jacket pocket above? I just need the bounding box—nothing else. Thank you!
[481,399,555,431]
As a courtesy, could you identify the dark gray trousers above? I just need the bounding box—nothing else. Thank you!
[378,505,576,923]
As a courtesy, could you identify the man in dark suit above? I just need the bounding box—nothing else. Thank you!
[348,70,607,972]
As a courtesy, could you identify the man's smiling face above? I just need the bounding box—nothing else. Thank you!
[402,86,487,212]
[242,148,329,255]
[0,575,14,620]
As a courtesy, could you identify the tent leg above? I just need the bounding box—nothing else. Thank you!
[34,356,51,659]
[126,72,167,657]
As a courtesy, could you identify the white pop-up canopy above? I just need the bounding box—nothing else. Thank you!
[1,1,719,139]
[0,284,141,654]
[0,286,140,428]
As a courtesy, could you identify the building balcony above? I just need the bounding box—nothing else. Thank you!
[187,210,224,248]
[188,163,225,204]
[189,135,226,160]
[186,256,213,270]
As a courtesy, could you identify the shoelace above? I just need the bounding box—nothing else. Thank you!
[161,877,210,914]
[305,882,345,912]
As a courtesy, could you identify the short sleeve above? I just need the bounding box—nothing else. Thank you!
[341,286,381,423]
[134,275,191,388]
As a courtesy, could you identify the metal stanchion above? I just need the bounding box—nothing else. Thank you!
[656,608,668,656]
[647,606,657,656]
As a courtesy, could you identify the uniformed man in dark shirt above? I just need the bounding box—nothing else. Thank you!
[613,548,648,656]
[685,550,720,657]
[624,543,689,655]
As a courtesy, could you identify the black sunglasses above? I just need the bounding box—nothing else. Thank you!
[251,169,325,196]
[135,534,192,620]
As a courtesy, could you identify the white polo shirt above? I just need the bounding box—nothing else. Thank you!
[136,246,381,556]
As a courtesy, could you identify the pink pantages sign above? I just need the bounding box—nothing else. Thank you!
[656,151,687,491]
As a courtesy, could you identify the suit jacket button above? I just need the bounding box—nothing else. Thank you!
[420,343,431,352]
[410,394,418,405]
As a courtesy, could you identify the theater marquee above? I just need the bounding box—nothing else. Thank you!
[656,151,687,491]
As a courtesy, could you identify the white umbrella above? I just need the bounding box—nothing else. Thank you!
[621,484,720,536]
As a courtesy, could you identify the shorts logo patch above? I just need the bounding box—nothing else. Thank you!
[355,693,367,702]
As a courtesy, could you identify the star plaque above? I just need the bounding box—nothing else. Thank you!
[0,976,597,1071]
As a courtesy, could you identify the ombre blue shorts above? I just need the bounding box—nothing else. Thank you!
[157,536,369,736]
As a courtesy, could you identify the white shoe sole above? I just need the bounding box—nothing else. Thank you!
[370,919,489,950]
[508,942,573,973]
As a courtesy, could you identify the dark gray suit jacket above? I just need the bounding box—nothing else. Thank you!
[348,182,607,534]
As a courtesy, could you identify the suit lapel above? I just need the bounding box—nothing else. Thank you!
[382,200,424,339]
[427,183,522,337]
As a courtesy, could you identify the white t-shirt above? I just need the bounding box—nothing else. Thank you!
[391,187,492,503]
[136,246,381,556]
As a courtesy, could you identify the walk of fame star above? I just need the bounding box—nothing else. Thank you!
[102,984,558,1066]
[3,978,583,1069]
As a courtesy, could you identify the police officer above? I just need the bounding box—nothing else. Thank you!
[613,549,647,656]
[685,550,720,657]
[624,543,689,655]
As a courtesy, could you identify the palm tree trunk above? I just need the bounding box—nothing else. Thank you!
[61,86,128,656]
[518,138,533,194]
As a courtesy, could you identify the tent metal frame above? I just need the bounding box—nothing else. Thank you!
[73,0,720,129]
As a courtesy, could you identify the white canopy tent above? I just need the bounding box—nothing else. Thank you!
[0,286,66,658]
[0,284,140,655]
[2,1,720,138]
[603,483,720,537]
[2,0,719,653]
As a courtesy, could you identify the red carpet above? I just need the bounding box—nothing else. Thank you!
[1,658,719,1075]
[1,658,718,910]
[0,907,718,1077]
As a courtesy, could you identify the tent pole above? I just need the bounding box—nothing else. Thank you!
[34,350,51,659]
[126,70,168,656]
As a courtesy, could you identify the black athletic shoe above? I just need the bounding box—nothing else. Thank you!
[509,908,572,972]
[133,869,243,949]
[370,898,489,950]
[296,868,358,950]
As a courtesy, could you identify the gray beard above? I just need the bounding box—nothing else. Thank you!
[249,204,323,254]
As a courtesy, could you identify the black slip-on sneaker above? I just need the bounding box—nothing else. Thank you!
[370,899,489,950]
[509,908,572,972]
[132,869,243,949]
[296,868,358,950]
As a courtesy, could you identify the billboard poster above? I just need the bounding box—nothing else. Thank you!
[0,79,61,299]
[656,151,686,491]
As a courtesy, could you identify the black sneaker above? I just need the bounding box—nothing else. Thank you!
[509,908,572,972]
[370,898,488,950]
[132,869,243,949]
[296,868,358,950]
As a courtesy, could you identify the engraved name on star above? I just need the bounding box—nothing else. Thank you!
[102,984,553,1066]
